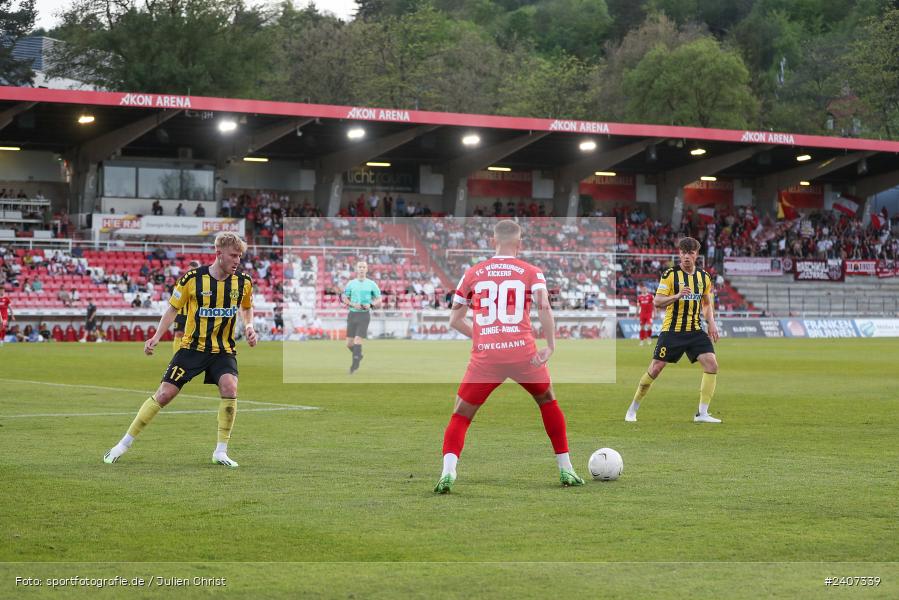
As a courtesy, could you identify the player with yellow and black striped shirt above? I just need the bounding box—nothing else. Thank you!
[625,237,722,424]
[103,232,258,467]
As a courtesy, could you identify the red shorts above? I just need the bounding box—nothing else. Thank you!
[0,320,6,337]
[457,359,551,405]
[639,315,653,326]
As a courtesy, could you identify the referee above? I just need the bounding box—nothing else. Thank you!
[342,261,381,374]
[172,260,201,354]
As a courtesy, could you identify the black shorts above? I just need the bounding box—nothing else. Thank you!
[653,331,714,364]
[173,314,187,333]
[346,311,371,339]
[162,348,238,389]
[85,319,97,332]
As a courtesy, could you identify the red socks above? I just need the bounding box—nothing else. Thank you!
[443,401,568,457]
[539,400,569,454]
[442,413,472,456]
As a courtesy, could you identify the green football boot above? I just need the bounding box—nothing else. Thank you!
[434,473,456,494]
[560,468,585,487]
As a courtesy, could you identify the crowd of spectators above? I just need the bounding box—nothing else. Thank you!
[223,189,323,244]
[609,205,898,267]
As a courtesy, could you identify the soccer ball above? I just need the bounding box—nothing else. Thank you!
[588,448,623,481]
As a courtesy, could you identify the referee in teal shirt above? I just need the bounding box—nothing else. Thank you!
[342,261,382,373]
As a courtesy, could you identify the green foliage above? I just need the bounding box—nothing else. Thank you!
[845,8,899,138]
[499,51,600,118]
[29,0,899,138]
[46,0,274,97]
[597,12,707,120]
[624,37,758,128]
[0,0,36,86]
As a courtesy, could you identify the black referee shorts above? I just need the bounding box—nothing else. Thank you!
[653,331,714,364]
[346,311,371,339]
[162,348,238,389]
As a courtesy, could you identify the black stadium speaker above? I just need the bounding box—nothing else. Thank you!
[646,145,657,162]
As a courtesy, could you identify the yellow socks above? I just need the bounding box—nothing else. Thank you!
[127,396,162,437]
[633,372,656,403]
[699,372,717,414]
[217,399,237,443]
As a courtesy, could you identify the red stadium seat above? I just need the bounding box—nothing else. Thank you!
[52,325,64,342]
[118,325,131,342]
[132,325,145,341]
[106,325,116,341]
[64,325,77,342]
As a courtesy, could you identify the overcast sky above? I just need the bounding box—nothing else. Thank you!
[32,0,358,31]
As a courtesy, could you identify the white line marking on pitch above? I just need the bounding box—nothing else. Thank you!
[0,407,311,419]
[0,378,319,410]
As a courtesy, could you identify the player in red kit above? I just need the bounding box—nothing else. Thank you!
[434,220,585,493]
[0,287,14,346]
[637,284,655,346]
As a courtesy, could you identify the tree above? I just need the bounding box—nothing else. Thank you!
[495,0,611,59]
[845,8,899,138]
[765,33,849,134]
[499,50,600,119]
[595,12,706,120]
[46,0,274,96]
[624,37,758,128]
[266,3,363,104]
[0,0,36,86]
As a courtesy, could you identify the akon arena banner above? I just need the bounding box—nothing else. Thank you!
[723,257,785,276]
[92,214,245,237]
[794,259,844,282]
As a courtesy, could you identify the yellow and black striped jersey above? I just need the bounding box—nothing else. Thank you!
[656,267,713,333]
[169,266,253,354]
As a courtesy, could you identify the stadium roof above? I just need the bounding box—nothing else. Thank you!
[1,85,898,211]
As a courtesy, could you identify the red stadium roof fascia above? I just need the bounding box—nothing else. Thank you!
[4,85,899,153]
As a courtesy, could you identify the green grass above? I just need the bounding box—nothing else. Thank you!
[1,338,898,598]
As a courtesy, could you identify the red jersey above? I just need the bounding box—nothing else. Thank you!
[637,293,654,319]
[454,256,547,364]
[0,296,10,321]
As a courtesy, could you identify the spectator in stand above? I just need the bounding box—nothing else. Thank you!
[368,193,379,216]
[58,288,72,307]
[152,200,163,215]
[70,287,80,305]
[32,276,43,292]
[176,203,186,216]
[194,203,206,217]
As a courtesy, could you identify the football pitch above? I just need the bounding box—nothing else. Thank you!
[1,338,897,599]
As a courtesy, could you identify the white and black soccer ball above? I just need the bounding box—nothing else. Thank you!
[588,448,623,481]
